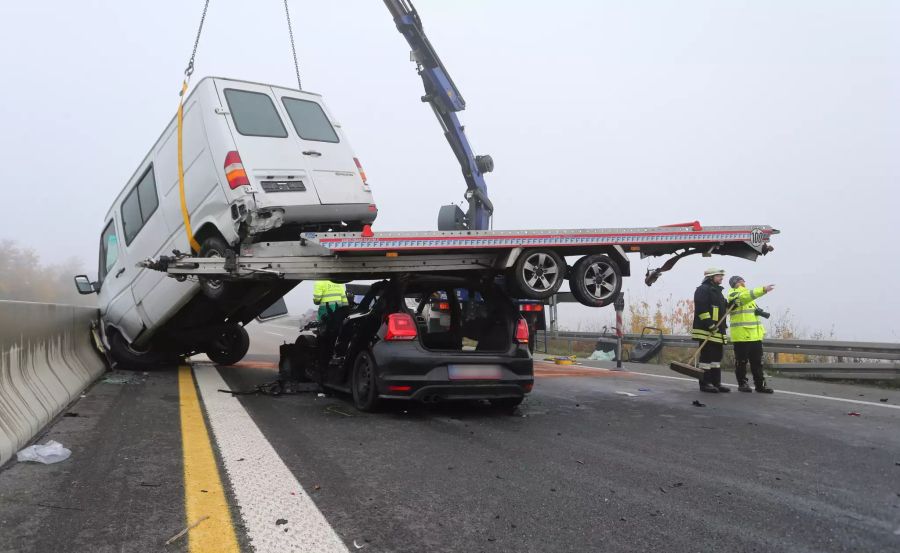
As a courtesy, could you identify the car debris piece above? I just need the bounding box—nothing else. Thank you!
[16,440,71,464]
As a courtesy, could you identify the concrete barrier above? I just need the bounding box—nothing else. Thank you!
[0,301,106,466]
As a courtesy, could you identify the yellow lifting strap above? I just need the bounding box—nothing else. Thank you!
[178,79,201,254]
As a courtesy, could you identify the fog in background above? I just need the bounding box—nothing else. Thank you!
[1,1,897,339]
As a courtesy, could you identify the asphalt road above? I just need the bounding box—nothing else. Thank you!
[1,319,899,552]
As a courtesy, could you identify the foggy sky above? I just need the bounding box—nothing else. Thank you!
[1,1,897,340]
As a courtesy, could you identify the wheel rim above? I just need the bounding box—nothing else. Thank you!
[356,357,372,399]
[521,252,560,293]
[582,260,619,301]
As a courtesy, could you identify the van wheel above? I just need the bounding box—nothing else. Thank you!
[205,324,250,366]
[351,351,381,412]
[509,249,565,299]
[199,236,236,300]
[109,331,178,370]
[568,254,622,307]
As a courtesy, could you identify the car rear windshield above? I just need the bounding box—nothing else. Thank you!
[224,89,288,138]
[282,98,339,143]
[404,286,512,353]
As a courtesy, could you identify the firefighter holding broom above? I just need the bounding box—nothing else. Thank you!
[691,268,731,393]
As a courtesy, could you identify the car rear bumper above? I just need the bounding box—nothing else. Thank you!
[371,341,533,402]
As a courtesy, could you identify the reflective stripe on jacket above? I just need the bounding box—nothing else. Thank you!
[692,279,728,344]
[727,285,767,342]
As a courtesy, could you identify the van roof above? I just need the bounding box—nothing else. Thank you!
[102,76,324,219]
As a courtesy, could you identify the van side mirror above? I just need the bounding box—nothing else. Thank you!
[74,275,98,295]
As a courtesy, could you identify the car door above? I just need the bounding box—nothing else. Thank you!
[95,218,141,339]
[275,91,368,205]
[214,81,322,207]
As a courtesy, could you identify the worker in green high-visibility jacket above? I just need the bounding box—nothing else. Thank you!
[727,276,776,393]
[313,280,349,322]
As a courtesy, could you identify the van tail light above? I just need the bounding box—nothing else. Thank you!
[520,303,543,312]
[515,318,530,344]
[385,313,417,341]
[354,157,370,190]
[224,151,250,189]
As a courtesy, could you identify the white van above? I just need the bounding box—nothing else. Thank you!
[75,77,376,367]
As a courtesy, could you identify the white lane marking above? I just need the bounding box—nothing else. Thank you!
[192,363,349,553]
[625,370,900,411]
[265,331,290,337]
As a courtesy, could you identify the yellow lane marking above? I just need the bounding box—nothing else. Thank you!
[178,365,240,552]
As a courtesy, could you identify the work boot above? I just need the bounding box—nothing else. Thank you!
[755,382,774,394]
[715,384,732,393]
[738,381,753,393]
[709,368,730,393]
[699,381,719,393]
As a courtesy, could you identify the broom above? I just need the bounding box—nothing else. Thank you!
[669,303,736,379]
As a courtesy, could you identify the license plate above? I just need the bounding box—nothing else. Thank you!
[448,364,503,380]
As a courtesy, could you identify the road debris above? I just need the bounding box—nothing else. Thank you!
[615,391,637,397]
[63,412,80,417]
[165,515,209,545]
[16,440,71,464]
[276,518,288,526]
[692,400,705,407]
[353,540,367,549]
[847,412,861,417]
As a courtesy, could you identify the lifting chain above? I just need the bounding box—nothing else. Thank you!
[283,0,303,90]
[183,0,211,82]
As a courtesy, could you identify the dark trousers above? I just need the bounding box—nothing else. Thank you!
[696,341,724,385]
[734,340,765,386]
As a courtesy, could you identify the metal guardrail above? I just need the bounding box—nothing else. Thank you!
[536,331,900,380]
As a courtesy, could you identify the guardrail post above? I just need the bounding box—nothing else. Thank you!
[614,293,625,370]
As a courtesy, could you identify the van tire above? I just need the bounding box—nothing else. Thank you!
[198,236,236,301]
[205,324,250,366]
[109,331,178,370]
[568,254,622,307]
[509,249,565,299]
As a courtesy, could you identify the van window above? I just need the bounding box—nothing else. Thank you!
[224,89,288,138]
[98,220,119,283]
[121,166,159,245]
[282,98,339,143]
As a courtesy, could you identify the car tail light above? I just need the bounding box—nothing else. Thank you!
[354,157,370,188]
[436,302,450,311]
[522,383,534,393]
[388,385,412,392]
[224,151,250,189]
[385,313,417,341]
[515,318,529,344]
[520,303,543,312]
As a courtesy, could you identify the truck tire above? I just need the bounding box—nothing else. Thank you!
[109,331,179,370]
[351,351,382,412]
[198,236,236,301]
[568,254,622,307]
[509,249,565,300]
[205,324,250,366]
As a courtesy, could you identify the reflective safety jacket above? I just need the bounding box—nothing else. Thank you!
[727,285,768,342]
[692,278,728,344]
[313,280,348,320]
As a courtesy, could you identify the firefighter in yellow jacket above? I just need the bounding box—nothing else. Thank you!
[313,280,348,322]
[727,276,775,393]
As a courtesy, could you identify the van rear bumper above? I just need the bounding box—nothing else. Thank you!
[278,202,377,226]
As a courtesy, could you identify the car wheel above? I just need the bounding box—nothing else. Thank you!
[205,324,250,366]
[568,254,622,307]
[198,236,236,301]
[489,397,524,411]
[109,331,179,370]
[351,351,381,412]
[509,249,565,299]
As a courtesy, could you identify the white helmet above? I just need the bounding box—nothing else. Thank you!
[703,267,726,277]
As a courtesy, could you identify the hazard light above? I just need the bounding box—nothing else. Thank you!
[515,318,529,344]
[224,151,250,189]
[385,313,417,341]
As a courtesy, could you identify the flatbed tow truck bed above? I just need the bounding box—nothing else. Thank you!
[142,222,777,305]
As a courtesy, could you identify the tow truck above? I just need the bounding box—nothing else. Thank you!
[142,0,778,380]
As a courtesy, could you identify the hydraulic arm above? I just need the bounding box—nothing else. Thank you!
[384,0,494,230]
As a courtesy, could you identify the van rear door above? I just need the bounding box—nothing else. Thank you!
[213,81,321,206]
[275,92,369,206]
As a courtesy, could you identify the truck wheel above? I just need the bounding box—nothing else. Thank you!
[569,254,622,307]
[510,249,565,299]
[351,351,381,412]
[205,324,250,365]
[109,331,178,370]
[199,236,235,300]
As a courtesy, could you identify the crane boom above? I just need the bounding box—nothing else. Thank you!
[383,0,494,230]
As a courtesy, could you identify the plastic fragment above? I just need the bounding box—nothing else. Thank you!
[16,440,71,464]
[692,400,705,407]
[847,412,861,416]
